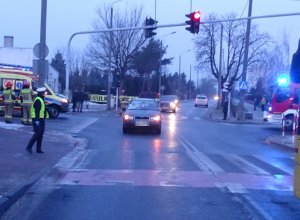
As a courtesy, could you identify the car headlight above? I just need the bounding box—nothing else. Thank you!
[124,114,134,120]
[151,115,161,121]
[61,98,68,103]
[268,106,272,111]
[174,99,179,104]
[170,102,176,108]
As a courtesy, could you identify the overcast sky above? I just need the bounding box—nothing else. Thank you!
[1,0,299,79]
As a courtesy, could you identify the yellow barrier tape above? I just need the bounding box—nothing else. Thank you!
[89,94,137,104]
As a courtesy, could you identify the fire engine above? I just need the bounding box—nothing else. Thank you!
[0,65,69,118]
[267,74,299,129]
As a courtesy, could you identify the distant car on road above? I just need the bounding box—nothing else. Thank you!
[159,95,179,113]
[195,95,208,107]
[122,98,161,134]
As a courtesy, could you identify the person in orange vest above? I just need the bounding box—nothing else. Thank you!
[3,80,15,123]
[26,87,48,154]
[20,80,35,125]
[260,96,267,111]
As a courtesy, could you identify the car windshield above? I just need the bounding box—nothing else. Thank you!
[160,95,177,101]
[197,96,207,99]
[274,87,291,103]
[128,100,158,110]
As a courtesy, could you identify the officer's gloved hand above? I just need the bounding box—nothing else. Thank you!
[35,121,40,126]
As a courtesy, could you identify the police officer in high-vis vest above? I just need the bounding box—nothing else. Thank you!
[3,80,15,123]
[26,87,48,154]
[20,81,35,125]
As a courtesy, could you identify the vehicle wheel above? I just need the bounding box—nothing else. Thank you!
[48,106,60,119]
[206,104,208,108]
[123,126,128,134]
[195,104,197,107]
[284,115,294,130]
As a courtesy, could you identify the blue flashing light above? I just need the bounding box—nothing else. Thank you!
[277,74,290,87]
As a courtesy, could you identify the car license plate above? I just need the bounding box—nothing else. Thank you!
[135,120,148,126]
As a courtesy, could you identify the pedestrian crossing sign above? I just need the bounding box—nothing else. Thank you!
[239,81,248,91]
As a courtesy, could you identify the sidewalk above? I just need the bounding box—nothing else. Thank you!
[206,100,295,152]
[207,101,267,124]
[0,122,77,216]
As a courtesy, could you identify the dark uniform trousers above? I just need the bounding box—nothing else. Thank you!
[27,119,45,152]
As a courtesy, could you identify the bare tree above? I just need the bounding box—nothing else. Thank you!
[194,13,271,89]
[87,4,146,89]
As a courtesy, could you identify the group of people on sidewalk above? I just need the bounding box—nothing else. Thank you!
[72,88,89,113]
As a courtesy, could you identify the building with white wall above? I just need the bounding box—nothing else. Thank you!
[0,36,60,92]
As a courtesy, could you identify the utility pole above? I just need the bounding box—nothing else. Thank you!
[217,24,223,109]
[39,0,47,86]
[107,6,113,110]
[239,0,253,120]
[189,64,192,99]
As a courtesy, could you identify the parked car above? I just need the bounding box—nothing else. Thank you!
[159,95,179,113]
[122,98,162,134]
[195,95,208,107]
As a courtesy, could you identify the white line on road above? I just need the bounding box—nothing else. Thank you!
[254,155,293,175]
[68,117,98,134]
[226,154,270,176]
[180,137,225,174]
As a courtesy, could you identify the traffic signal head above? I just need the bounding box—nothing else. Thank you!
[145,17,158,39]
[185,11,201,34]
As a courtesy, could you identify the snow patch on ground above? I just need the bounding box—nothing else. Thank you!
[0,122,24,130]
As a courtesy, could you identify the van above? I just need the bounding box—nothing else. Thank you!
[0,68,69,118]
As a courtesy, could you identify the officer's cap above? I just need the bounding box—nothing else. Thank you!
[37,87,46,93]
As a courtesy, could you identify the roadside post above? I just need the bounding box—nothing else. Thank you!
[295,121,300,198]
[282,115,286,137]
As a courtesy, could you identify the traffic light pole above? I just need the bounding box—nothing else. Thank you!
[65,12,300,99]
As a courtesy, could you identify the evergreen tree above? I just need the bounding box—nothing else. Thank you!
[51,52,66,92]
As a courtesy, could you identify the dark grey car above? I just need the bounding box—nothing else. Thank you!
[159,95,179,113]
[122,98,162,134]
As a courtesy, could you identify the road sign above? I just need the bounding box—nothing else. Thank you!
[33,43,49,58]
[239,81,248,91]
[223,81,230,92]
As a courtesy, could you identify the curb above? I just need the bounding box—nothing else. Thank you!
[0,132,81,217]
[265,138,296,153]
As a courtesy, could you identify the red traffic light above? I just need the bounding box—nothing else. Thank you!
[192,11,201,21]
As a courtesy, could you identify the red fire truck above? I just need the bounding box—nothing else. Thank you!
[267,74,299,129]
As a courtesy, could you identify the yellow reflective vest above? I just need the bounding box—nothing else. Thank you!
[20,88,34,104]
[3,89,15,104]
[31,96,48,119]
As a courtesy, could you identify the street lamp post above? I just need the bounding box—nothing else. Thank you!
[178,49,191,98]
[159,31,176,96]
[107,0,122,110]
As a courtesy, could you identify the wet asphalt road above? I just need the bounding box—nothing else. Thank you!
[2,101,300,220]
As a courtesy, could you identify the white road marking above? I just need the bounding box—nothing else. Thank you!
[180,137,225,173]
[254,155,293,175]
[68,117,98,133]
[54,138,89,171]
[243,195,275,220]
[226,154,270,175]
[216,183,248,194]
